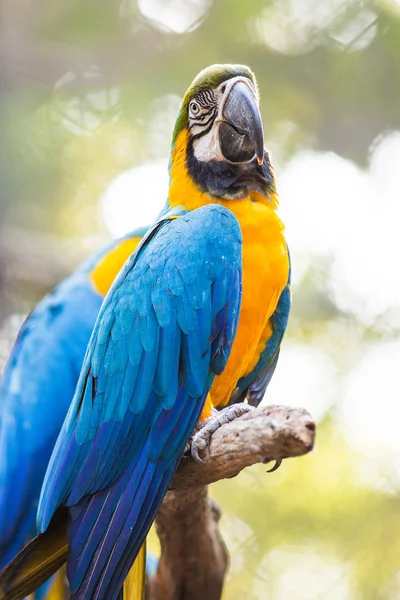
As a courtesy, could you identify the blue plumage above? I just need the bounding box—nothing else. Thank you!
[0,228,147,571]
[34,205,242,600]
[32,206,242,600]
[0,212,289,600]
[0,278,102,569]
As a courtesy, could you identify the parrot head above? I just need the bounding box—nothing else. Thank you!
[169,64,276,206]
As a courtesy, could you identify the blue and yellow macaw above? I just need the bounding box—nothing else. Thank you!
[0,232,147,598]
[0,64,290,600]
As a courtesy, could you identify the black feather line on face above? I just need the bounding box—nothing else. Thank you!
[197,89,217,107]
[189,107,218,131]
[186,136,275,200]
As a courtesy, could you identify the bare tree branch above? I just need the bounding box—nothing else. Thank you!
[148,489,228,600]
[147,405,315,600]
[171,405,315,491]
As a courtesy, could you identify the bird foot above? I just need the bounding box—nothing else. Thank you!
[189,402,254,464]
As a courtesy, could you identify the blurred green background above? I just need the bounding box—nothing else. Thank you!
[1,1,400,598]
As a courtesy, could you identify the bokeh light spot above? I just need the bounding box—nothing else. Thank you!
[263,344,338,421]
[138,0,212,33]
[100,160,168,236]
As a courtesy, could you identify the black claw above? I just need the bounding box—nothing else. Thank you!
[191,443,207,465]
[266,459,282,473]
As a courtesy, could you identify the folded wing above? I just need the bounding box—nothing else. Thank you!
[37,205,242,600]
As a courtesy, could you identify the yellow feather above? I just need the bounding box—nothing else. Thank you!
[90,237,142,296]
[122,543,146,600]
[33,569,66,600]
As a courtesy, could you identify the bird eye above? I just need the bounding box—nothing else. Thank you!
[190,101,200,116]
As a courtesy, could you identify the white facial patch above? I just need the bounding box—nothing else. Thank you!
[192,124,223,162]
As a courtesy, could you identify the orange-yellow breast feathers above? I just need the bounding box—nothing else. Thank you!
[210,201,289,408]
[169,131,289,415]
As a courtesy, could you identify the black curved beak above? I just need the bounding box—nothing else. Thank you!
[220,81,264,165]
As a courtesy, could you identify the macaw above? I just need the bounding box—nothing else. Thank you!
[0,64,291,600]
[0,230,148,598]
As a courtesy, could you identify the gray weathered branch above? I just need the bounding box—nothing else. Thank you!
[147,405,315,600]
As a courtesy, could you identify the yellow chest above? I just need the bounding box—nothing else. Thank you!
[210,200,289,407]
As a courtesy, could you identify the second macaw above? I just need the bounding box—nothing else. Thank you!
[0,231,148,599]
[0,63,291,600]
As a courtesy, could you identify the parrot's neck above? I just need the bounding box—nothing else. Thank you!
[166,130,279,218]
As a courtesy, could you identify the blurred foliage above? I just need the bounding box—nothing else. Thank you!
[2,0,400,239]
[1,1,400,598]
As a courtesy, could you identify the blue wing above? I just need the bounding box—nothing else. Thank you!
[0,228,147,569]
[230,252,291,406]
[37,205,242,600]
